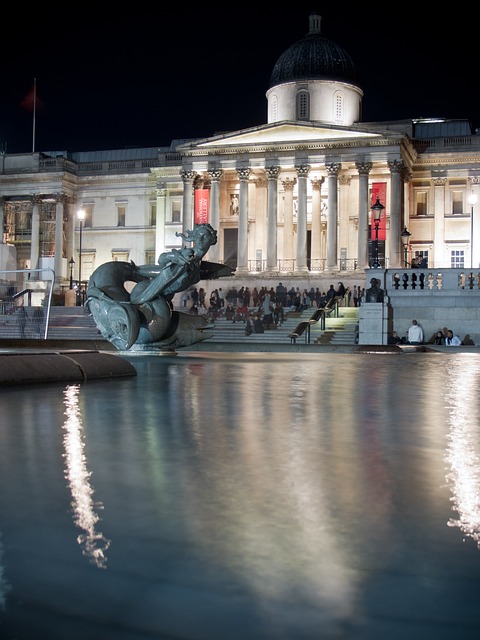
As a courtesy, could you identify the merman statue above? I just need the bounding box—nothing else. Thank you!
[86,224,234,351]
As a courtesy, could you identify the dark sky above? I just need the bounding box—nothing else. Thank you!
[1,7,478,154]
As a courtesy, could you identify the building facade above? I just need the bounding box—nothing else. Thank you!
[0,12,479,296]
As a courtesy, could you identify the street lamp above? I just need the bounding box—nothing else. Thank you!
[77,209,86,305]
[401,227,411,268]
[371,197,384,268]
[69,257,75,289]
[468,192,477,269]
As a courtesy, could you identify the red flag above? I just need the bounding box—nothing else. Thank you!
[20,80,45,112]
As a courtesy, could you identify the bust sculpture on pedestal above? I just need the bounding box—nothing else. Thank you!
[365,277,384,303]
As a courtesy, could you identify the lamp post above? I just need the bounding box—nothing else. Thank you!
[468,192,477,269]
[401,227,411,268]
[77,209,85,305]
[69,257,75,289]
[371,197,384,268]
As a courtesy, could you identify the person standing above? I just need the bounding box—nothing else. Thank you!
[353,285,359,307]
[407,319,424,344]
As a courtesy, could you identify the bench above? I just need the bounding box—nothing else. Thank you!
[288,320,312,344]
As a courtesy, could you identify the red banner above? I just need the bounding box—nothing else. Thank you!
[371,183,387,241]
[194,189,209,224]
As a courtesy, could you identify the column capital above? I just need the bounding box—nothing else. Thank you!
[432,177,447,187]
[265,166,280,180]
[387,159,405,174]
[294,164,310,178]
[310,177,324,191]
[325,162,341,177]
[469,176,480,187]
[236,167,251,181]
[156,187,166,197]
[282,177,297,191]
[208,168,223,182]
[355,161,372,176]
[180,170,197,183]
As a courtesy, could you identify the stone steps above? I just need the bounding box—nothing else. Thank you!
[0,305,360,346]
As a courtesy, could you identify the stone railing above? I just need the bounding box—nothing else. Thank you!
[364,269,480,345]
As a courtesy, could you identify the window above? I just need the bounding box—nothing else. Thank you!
[414,251,428,266]
[334,91,344,123]
[81,204,93,228]
[171,201,181,223]
[149,202,157,226]
[271,95,278,122]
[111,250,129,262]
[296,90,310,120]
[416,192,427,215]
[116,204,126,227]
[452,191,463,215]
[145,250,156,265]
[450,249,464,268]
[81,251,96,282]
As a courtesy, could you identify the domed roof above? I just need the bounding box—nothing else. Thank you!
[269,13,359,89]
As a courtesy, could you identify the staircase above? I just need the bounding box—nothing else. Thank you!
[0,305,359,346]
[203,305,359,346]
[309,306,359,345]
[44,307,102,340]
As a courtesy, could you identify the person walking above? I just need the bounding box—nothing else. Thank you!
[407,319,424,344]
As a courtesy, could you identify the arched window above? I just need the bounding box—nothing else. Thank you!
[296,90,310,121]
[334,91,344,123]
[271,95,278,122]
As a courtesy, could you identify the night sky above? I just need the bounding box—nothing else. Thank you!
[1,6,478,154]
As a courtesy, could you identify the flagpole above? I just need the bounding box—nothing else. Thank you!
[32,78,36,153]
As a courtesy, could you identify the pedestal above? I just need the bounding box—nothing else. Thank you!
[65,289,76,307]
[358,302,388,345]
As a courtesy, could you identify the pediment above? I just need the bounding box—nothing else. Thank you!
[177,121,382,151]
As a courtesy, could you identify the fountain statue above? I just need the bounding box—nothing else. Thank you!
[86,224,234,351]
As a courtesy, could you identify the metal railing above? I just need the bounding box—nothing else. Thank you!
[0,268,54,339]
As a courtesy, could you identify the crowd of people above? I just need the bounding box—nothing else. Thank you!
[181,281,354,333]
[388,321,473,346]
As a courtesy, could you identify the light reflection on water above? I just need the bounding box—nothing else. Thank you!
[62,385,110,568]
[444,357,480,547]
[1,351,480,638]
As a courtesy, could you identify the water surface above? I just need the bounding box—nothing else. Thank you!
[1,351,480,640]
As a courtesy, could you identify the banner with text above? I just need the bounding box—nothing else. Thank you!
[371,182,387,241]
[194,189,210,225]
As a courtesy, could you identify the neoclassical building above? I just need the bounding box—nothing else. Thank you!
[0,11,479,294]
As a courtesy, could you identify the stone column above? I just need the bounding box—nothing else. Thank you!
[281,177,296,264]
[0,197,4,243]
[30,195,41,272]
[253,177,267,269]
[295,164,310,272]
[208,169,223,263]
[236,167,251,273]
[265,166,280,272]
[356,162,372,271]
[432,177,447,268]
[469,177,480,269]
[180,170,196,237]
[325,163,341,270]
[155,185,166,261]
[53,194,65,288]
[388,160,405,269]
[310,177,324,266]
